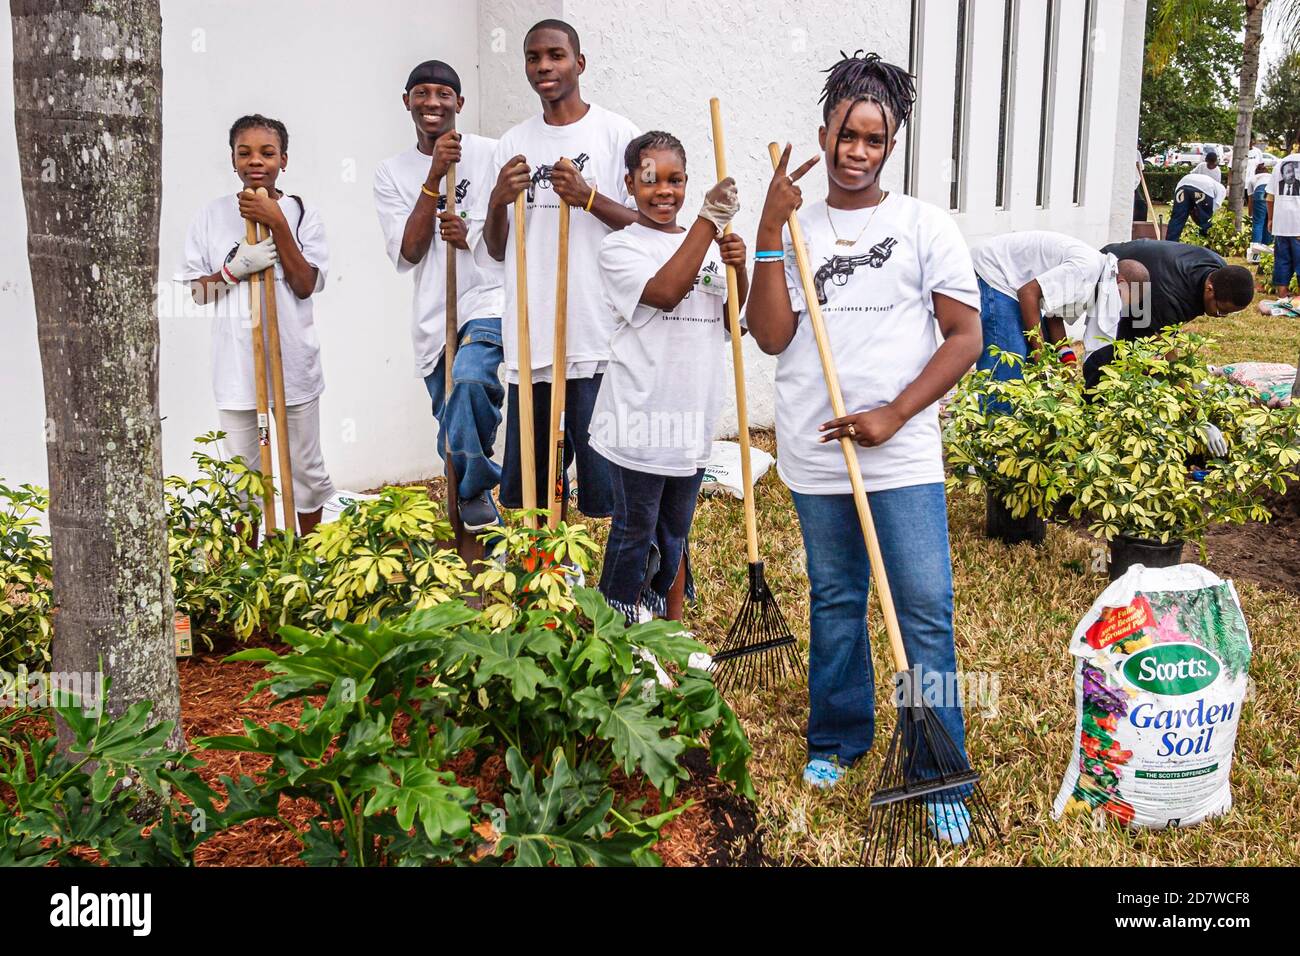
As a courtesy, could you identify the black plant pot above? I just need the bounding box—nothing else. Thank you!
[1108,534,1185,581]
[985,491,1046,546]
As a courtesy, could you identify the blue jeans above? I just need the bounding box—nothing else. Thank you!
[500,374,614,518]
[976,277,1033,414]
[598,463,703,621]
[423,318,504,501]
[1273,235,1300,289]
[1167,187,1213,242]
[791,483,968,773]
[1252,185,1273,245]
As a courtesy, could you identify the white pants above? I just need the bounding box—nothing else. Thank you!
[218,397,336,514]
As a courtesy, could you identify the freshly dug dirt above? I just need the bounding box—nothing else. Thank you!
[1202,480,1300,595]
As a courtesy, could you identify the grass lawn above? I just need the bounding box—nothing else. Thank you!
[579,270,1300,866]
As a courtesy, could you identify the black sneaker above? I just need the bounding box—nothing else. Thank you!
[458,490,500,531]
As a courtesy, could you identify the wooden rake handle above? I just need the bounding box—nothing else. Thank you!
[443,162,462,536]
[514,194,538,527]
[546,188,572,530]
[243,193,276,533]
[254,188,295,535]
[766,143,908,673]
[710,98,760,566]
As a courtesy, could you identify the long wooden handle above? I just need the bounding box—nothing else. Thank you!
[711,98,759,565]
[254,189,295,534]
[514,194,538,527]
[1137,160,1156,227]
[443,162,462,534]
[546,193,571,530]
[243,194,276,533]
[767,142,907,672]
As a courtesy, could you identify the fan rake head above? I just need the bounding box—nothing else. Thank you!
[861,669,1000,865]
[711,562,804,695]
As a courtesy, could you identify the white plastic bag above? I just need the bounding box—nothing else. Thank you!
[700,440,774,499]
[1052,563,1251,829]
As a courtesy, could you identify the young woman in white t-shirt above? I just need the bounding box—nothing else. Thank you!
[591,132,746,623]
[184,114,335,536]
[745,53,983,841]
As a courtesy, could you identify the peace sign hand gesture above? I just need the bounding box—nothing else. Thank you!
[760,143,819,229]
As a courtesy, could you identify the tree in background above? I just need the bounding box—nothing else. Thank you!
[10,0,181,754]
[1255,51,1300,150]
[1141,0,1241,158]
[1151,0,1300,228]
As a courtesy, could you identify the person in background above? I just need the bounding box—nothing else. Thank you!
[1267,153,1300,295]
[1191,149,1222,184]
[1166,170,1226,242]
[1094,239,1255,388]
[1247,160,1273,258]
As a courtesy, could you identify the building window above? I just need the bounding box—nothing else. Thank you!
[950,0,971,210]
[996,0,1018,209]
[905,0,924,197]
[1073,0,1096,205]
[1036,0,1059,208]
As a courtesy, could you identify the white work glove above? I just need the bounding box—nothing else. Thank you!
[222,236,278,284]
[1201,423,1228,457]
[698,177,739,236]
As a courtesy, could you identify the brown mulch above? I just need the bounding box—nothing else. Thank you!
[1202,480,1300,595]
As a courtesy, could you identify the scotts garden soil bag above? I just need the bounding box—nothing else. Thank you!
[1053,564,1251,828]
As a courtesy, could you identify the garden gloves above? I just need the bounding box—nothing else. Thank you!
[222,236,278,284]
[699,177,740,236]
[1201,423,1228,457]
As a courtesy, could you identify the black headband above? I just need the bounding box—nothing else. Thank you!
[405,60,461,95]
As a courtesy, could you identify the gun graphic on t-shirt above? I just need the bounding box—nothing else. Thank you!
[436,179,471,212]
[813,237,898,304]
[527,153,591,203]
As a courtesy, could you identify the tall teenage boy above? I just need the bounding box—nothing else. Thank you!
[374,60,505,530]
[475,19,641,520]
[184,114,335,536]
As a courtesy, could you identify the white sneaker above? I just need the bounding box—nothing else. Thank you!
[320,490,379,524]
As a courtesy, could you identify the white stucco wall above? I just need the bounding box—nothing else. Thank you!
[3,0,1147,492]
[1,0,483,492]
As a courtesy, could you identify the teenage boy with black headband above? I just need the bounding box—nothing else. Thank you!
[374,60,505,530]
[474,18,641,520]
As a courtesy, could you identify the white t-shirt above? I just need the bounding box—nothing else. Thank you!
[776,195,979,495]
[374,134,505,377]
[182,193,329,410]
[589,223,730,477]
[1176,173,1226,209]
[970,230,1108,318]
[1267,155,1300,236]
[1191,162,1222,183]
[471,103,640,383]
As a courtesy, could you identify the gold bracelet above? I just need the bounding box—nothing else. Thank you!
[421,184,440,200]
[584,186,596,212]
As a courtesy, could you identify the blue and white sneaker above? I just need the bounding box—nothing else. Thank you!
[926,800,973,844]
[802,758,843,790]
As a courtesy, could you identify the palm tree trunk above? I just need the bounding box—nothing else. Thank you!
[10,0,181,754]
[1230,0,1267,229]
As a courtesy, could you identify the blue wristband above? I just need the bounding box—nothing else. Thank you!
[754,250,784,261]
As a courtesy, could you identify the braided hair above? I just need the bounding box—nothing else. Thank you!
[819,51,915,168]
[229,114,289,153]
[624,130,686,179]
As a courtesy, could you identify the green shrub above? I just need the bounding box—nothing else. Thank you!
[0,484,53,672]
[0,682,237,866]
[1180,205,1249,258]
[1141,164,1193,204]
[199,576,754,866]
[945,346,1088,520]
[1074,330,1300,545]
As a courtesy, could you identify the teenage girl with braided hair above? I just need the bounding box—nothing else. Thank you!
[745,52,982,839]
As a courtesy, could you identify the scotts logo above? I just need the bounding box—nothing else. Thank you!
[1123,643,1220,695]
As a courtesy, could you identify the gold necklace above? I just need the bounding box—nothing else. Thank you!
[826,193,887,247]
